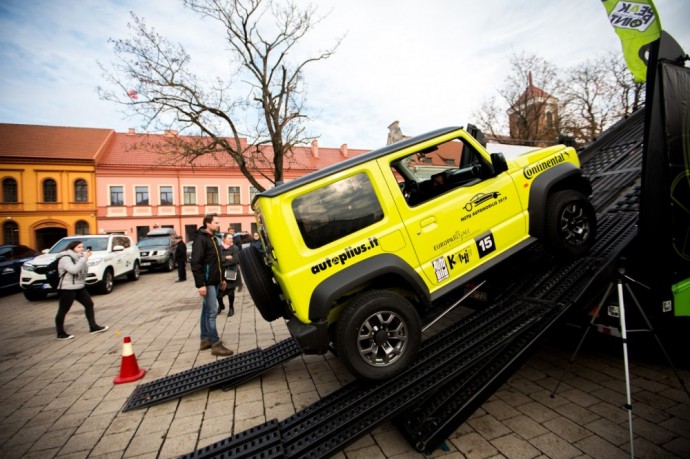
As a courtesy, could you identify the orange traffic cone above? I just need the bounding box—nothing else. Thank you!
[113,336,146,384]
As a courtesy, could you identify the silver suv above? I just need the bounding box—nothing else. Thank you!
[20,234,141,300]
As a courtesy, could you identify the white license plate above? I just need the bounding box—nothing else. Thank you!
[141,262,151,267]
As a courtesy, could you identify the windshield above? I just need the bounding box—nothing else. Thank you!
[137,237,170,248]
[49,237,108,253]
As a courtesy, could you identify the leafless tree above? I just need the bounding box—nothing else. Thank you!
[98,0,340,191]
[472,53,564,146]
[472,52,646,147]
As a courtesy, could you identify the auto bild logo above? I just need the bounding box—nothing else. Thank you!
[523,151,569,180]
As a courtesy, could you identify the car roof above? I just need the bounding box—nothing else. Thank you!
[257,126,462,200]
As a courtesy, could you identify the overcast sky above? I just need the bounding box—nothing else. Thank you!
[1,0,689,150]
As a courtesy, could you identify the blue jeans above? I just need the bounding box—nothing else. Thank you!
[200,284,219,344]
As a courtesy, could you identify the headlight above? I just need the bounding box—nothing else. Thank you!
[22,263,36,271]
[87,259,103,267]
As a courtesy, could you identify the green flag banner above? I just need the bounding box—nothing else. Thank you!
[601,0,662,82]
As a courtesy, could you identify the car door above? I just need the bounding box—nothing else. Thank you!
[0,246,16,289]
[110,236,128,277]
[383,136,526,288]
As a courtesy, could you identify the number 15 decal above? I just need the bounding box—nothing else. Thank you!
[476,232,496,258]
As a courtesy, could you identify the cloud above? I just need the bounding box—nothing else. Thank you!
[1,0,688,149]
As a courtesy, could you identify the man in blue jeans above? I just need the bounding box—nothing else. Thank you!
[190,213,233,356]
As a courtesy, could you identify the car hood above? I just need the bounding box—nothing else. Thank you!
[24,252,110,267]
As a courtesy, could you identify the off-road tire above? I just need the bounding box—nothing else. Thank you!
[335,290,421,381]
[544,190,597,257]
[237,246,284,321]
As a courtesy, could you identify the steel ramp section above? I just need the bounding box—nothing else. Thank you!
[122,339,300,411]
[395,213,638,453]
[179,419,284,459]
[182,298,555,458]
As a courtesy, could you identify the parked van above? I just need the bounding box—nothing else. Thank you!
[137,228,177,272]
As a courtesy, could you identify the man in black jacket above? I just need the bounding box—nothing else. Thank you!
[191,214,233,356]
[174,236,187,282]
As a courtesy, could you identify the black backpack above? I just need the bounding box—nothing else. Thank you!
[44,255,69,290]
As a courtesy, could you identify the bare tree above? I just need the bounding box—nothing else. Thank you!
[472,53,564,146]
[604,51,645,118]
[560,56,615,143]
[98,0,340,191]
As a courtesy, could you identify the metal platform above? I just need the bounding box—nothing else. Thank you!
[179,212,637,458]
[122,338,301,411]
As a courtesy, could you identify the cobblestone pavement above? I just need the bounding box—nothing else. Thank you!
[0,270,688,458]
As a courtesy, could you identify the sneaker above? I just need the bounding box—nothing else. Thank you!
[57,333,74,340]
[90,325,109,334]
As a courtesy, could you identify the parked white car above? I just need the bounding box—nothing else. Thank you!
[20,234,141,300]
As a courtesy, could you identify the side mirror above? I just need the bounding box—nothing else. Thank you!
[112,245,124,252]
[491,153,508,175]
[42,249,49,254]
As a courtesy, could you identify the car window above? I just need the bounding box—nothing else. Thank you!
[391,137,488,207]
[49,238,108,253]
[138,237,170,247]
[293,172,384,249]
[0,247,11,259]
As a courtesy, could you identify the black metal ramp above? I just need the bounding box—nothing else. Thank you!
[122,338,300,411]
[394,212,638,454]
[179,212,638,458]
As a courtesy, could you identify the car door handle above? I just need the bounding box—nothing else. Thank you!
[418,216,437,234]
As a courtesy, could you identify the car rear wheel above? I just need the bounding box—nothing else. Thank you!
[237,246,285,321]
[98,269,114,294]
[544,190,597,257]
[24,290,48,301]
[127,261,140,281]
[335,290,421,381]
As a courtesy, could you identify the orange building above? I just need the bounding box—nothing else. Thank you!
[1,122,370,249]
[0,124,113,250]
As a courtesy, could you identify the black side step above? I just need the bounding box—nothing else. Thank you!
[122,339,301,411]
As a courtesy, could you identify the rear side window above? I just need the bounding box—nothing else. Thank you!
[293,173,384,249]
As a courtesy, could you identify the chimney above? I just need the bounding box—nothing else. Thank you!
[340,144,348,158]
[387,120,403,145]
[127,128,136,135]
[311,139,319,158]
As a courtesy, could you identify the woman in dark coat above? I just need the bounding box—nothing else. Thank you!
[217,232,239,316]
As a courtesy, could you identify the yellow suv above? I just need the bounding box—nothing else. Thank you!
[239,126,596,380]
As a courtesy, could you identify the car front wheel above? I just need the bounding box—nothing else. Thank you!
[165,257,175,272]
[24,289,48,301]
[98,269,114,294]
[335,290,421,381]
[127,261,140,281]
[544,190,597,257]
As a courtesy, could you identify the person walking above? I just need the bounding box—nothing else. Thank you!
[217,232,239,317]
[191,213,233,357]
[174,236,187,282]
[55,240,109,340]
[250,231,264,255]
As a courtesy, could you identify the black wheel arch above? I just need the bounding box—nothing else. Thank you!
[528,163,593,239]
[308,253,430,323]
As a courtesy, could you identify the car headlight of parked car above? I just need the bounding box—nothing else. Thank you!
[22,262,36,272]
[87,259,103,267]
